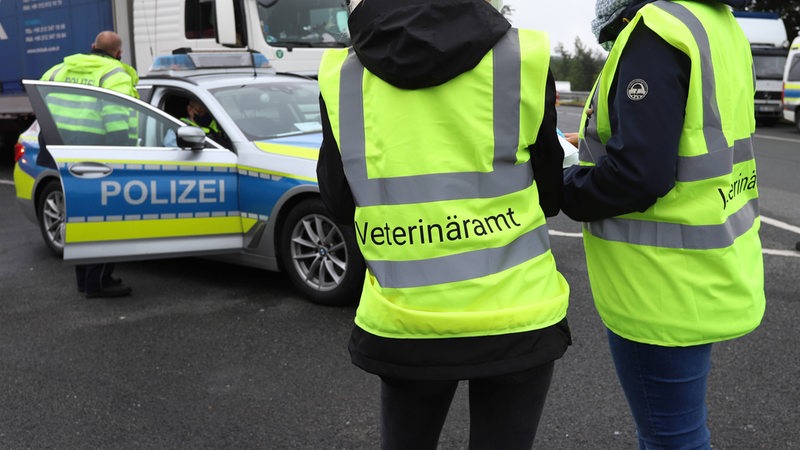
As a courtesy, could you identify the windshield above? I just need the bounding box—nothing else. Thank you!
[257,0,350,48]
[211,80,322,141]
[753,55,787,80]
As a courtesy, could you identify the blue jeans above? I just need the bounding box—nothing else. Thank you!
[607,329,712,450]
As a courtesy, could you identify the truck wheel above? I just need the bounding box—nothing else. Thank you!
[37,180,65,257]
[278,198,364,306]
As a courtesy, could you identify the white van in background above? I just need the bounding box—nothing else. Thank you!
[782,37,800,131]
[733,11,790,125]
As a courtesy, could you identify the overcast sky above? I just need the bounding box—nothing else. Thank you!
[505,1,605,54]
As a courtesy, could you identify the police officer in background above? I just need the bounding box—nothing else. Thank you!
[41,30,138,298]
[561,0,765,447]
[317,0,570,448]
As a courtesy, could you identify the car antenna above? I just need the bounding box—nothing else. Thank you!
[249,48,257,79]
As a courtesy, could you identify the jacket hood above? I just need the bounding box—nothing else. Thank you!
[61,51,138,83]
[348,0,511,89]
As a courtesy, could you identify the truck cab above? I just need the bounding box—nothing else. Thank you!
[733,11,790,126]
[132,0,350,75]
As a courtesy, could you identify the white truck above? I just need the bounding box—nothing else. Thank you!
[0,0,348,161]
[733,11,790,126]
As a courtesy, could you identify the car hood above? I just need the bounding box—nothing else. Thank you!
[255,132,322,149]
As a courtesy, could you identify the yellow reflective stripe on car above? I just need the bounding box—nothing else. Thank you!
[240,216,258,233]
[13,165,36,200]
[65,216,242,243]
[238,164,316,182]
[254,141,319,160]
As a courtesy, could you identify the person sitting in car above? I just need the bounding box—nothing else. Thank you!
[165,99,229,147]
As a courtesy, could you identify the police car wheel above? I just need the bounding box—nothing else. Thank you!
[37,180,66,257]
[279,198,364,306]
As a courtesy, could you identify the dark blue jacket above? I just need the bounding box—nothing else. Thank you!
[562,0,747,222]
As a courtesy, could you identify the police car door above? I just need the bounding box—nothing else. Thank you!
[24,80,243,263]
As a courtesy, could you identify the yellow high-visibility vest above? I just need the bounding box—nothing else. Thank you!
[319,29,569,339]
[579,0,765,345]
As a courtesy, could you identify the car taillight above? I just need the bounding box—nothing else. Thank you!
[14,142,25,162]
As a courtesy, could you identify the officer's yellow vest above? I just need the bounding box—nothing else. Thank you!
[578,0,765,346]
[319,29,569,339]
[42,53,139,143]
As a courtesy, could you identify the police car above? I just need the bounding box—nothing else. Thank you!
[13,51,364,306]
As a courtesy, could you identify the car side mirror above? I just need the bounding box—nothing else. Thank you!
[176,126,206,151]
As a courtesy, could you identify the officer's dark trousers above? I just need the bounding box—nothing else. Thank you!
[379,361,554,450]
[75,263,115,294]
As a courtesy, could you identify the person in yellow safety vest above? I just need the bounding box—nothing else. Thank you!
[40,30,138,299]
[316,0,571,448]
[180,100,218,133]
[164,99,229,148]
[561,0,765,448]
[42,31,139,146]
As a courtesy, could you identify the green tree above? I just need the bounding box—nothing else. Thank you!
[551,37,606,92]
[743,0,800,40]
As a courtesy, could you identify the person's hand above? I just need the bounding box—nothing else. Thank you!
[563,132,579,148]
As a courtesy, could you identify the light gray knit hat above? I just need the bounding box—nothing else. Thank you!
[591,0,630,48]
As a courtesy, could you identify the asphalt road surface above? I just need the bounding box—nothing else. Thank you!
[0,108,797,449]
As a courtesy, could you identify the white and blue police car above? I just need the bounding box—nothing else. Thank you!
[13,51,364,305]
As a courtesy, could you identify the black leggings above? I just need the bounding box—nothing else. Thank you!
[379,361,554,450]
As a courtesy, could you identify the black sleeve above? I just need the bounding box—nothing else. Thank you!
[316,95,356,225]
[531,69,563,217]
[561,22,690,222]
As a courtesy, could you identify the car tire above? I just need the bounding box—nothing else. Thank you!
[279,198,365,306]
[37,179,65,257]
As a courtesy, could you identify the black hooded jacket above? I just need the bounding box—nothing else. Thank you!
[315,0,570,380]
[562,0,752,222]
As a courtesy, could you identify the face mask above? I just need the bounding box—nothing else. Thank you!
[195,112,213,127]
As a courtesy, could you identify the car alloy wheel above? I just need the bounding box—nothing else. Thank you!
[279,198,364,306]
[38,180,65,257]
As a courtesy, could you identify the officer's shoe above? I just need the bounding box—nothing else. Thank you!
[85,284,132,299]
[77,277,122,293]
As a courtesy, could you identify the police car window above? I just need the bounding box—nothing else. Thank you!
[37,84,181,148]
[210,81,321,140]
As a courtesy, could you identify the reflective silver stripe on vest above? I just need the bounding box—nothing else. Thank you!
[98,67,126,87]
[677,138,754,181]
[50,114,104,131]
[47,96,98,109]
[337,29,553,288]
[369,224,552,289]
[580,1,753,182]
[586,197,758,250]
[338,29,532,207]
[48,67,62,81]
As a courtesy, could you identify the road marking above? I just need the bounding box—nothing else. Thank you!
[764,248,800,258]
[549,230,582,238]
[753,133,800,144]
[761,215,800,235]
[0,179,13,186]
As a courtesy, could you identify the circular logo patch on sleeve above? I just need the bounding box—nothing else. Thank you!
[627,79,649,101]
